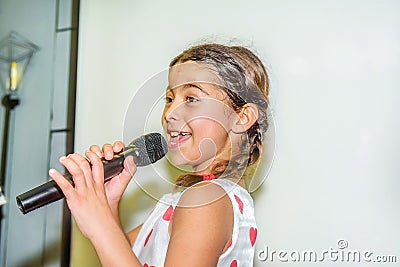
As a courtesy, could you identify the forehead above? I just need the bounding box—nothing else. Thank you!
[168,61,223,89]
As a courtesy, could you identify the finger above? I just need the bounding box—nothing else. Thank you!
[68,153,94,188]
[102,143,114,160]
[114,156,136,192]
[59,155,88,190]
[49,168,75,199]
[113,141,124,153]
[123,155,137,176]
[85,150,105,186]
[89,145,103,158]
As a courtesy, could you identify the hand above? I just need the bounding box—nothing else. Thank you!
[49,151,142,265]
[89,141,137,209]
[49,151,117,239]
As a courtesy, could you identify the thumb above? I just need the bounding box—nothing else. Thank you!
[124,156,137,176]
[120,156,136,185]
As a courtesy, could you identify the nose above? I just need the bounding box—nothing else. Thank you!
[163,101,182,123]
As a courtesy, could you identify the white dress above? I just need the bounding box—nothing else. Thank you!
[132,179,258,267]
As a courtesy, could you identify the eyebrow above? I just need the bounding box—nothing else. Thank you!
[166,83,210,95]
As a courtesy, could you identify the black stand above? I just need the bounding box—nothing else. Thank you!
[0,94,19,246]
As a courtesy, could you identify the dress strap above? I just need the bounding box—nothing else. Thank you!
[201,173,216,181]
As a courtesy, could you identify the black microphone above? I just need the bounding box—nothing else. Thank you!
[16,133,168,214]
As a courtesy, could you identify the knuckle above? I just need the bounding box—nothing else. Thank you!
[69,168,83,177]
[90,155,104,168]
[69,153,81,161]
[90,154,101,164]
[63,186,75,197]
[69,153,88,167]
[79,159,90,168]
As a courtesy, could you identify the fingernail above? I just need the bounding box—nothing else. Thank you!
[49,168,56,175]
[59,156,67,162]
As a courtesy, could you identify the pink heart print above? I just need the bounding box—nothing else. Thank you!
[162,205,174,221]
[249,227,257,247]
[144,229,153,247]
[234,195,244,214]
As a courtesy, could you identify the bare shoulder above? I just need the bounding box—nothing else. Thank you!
[164,182,234,266]
[178,181,232,208]
[174,181,233,230]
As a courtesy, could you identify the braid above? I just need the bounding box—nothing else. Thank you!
[247,122,264,166]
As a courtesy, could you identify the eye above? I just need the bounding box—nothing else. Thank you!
[165,96,173,103]
[186,96,199,103]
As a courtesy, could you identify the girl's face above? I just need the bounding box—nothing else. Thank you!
[162,62,240,173]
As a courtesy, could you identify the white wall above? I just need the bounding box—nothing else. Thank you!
[75,0,400,266]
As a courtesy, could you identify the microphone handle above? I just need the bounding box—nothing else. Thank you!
[16,156,125,215]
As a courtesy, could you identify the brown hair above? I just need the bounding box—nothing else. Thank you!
[169,43,269,189]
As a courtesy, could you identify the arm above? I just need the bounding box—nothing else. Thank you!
[89,217,143,267]
[94,223,143,265]
[164,182,234,267]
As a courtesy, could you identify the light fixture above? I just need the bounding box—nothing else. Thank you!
[0,31,38,208]
[0,31,39,95]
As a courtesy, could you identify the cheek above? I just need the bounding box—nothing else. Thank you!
[190,119,230,147]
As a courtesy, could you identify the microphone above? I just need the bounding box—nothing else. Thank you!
[16,133,168,214]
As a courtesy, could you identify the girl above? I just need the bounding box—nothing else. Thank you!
[50,43,270,266]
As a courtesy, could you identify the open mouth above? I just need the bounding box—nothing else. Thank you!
[168,131,192,148]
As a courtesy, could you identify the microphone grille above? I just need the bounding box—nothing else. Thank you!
[135,133,168,166]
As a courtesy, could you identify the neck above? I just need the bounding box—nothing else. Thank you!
[192,164,247,189]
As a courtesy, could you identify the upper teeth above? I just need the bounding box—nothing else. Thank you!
[170,131,190,137]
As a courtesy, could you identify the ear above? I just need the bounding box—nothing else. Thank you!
[231,103,259,134]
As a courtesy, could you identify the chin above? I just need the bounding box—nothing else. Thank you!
[167,151,212,171]
[166,152,194,168]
